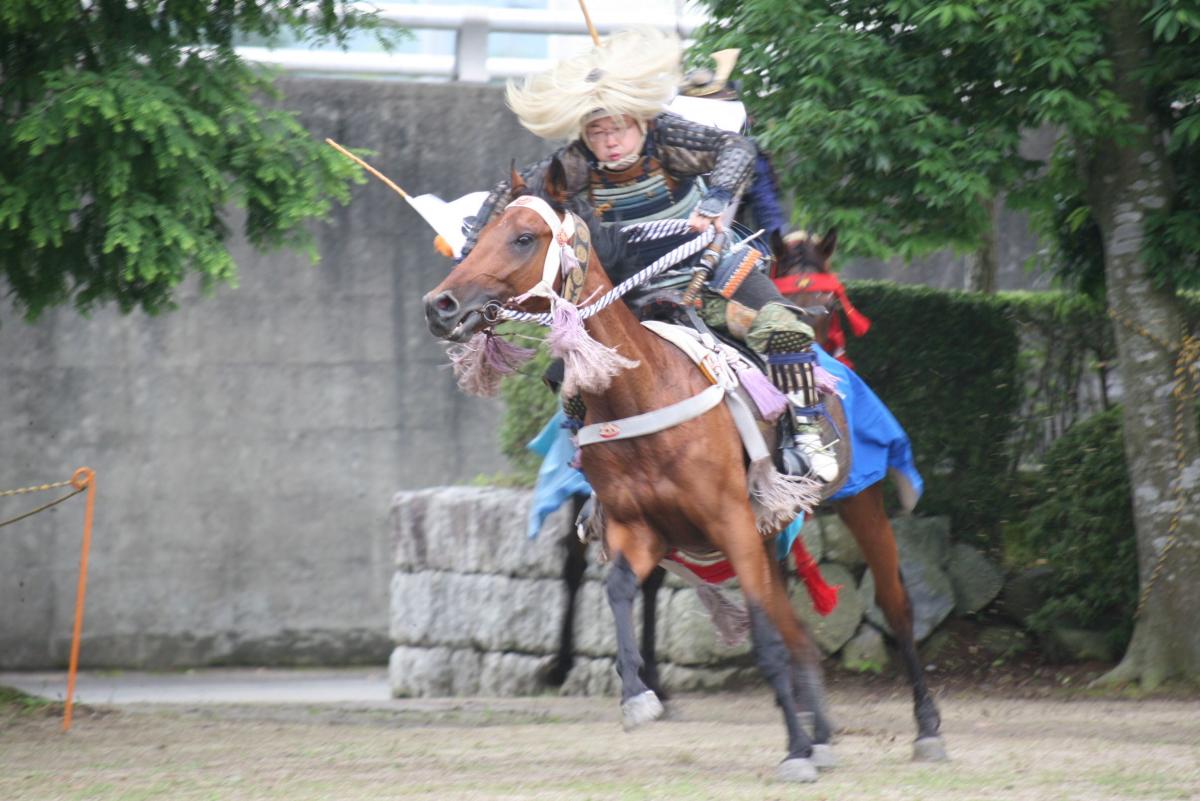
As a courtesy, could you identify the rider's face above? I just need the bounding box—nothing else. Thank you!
[583,115,643,163]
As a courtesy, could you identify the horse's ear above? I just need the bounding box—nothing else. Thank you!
[545,155,570,206]
[510,161,528,197]
[769,229,788,264]
[819,228,838,260]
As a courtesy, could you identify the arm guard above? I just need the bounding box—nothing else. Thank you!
[654,112,758,217]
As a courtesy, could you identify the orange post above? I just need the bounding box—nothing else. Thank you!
[62,467,95,732]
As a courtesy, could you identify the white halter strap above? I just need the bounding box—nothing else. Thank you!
[505,194,577,301]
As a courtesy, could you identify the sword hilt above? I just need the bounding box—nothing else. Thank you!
[681,231,727,306]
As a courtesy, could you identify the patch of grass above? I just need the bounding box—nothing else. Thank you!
[1090,769,1196,799]
[0,685,56,714]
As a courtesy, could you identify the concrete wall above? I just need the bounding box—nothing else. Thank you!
[0,78,1046,670]
[0,79,548,669]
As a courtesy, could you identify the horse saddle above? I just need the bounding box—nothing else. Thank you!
[637,318,851,503]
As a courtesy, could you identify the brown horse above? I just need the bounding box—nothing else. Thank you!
[549,228,945,763]
[424,158,943,779]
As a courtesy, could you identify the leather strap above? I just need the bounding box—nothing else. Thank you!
[576,384,725,446]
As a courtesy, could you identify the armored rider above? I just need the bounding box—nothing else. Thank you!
[462,28,836,482]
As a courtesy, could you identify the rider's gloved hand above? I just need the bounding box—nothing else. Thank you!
[687,210,725,234]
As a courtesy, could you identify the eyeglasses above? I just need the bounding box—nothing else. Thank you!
[585,127,627,143]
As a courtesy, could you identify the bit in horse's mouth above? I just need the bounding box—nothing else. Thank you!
[448,309,484,342]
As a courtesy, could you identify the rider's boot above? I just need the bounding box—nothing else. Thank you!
[765,336,838,483]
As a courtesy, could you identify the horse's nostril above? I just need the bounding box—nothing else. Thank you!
[435,294,457,313]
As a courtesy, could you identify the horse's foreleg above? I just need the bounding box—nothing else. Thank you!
[837,483,946,760]
[720,526,819,782]
[604,522,666,730]
[547,493,590,687]
[638,566,667,700]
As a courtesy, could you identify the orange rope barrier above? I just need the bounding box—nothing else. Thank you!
[62,467,95,732]
[1,467,96,732]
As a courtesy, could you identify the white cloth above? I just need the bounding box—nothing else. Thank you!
[666,95,747,133]
[406,191,488,258]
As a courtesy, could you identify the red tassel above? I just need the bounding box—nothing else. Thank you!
[792,538,840,616]
[843,305,871,337]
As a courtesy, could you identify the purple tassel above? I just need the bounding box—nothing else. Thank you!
[695,584,750,646]
[484,333,537,373]
[547,300,638,396]
[736,366,789,421]
[814,364,840,396]
[446,332,536,397]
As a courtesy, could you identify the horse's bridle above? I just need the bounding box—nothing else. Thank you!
[482,195,591,323]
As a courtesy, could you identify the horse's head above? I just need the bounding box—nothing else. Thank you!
[770,228,838,278]
[423,159,583,342]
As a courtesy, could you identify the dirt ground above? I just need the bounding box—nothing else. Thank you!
[3,668,1199,801]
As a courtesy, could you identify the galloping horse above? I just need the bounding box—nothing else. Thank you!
[424,158,943,779]
[545,227,946,763]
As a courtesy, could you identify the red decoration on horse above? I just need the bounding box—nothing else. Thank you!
[770,229,871,368]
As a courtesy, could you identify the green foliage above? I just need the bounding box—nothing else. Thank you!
[691,0,1200,295]
[692,1,1103,260]
[1007,407,1138,649]
[496,324,556,486]
[0,1,394,319]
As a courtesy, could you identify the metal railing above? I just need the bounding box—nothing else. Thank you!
[235,3,704,82]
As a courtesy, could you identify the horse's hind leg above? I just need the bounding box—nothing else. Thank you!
[639,566,668,700]
[546,493,589,687]
[837,483,947,761]
[604,522,666,730]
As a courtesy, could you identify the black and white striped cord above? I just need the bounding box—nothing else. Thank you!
[496,223,715,325]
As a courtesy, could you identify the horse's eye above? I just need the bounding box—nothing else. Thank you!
[514,233,535,247]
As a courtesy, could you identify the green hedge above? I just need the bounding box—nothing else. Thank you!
[841,283,1022,545]
[1005,406,1137,649]
[842,283,1122,546]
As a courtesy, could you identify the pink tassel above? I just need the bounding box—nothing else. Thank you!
[446,332,535,397]
[484,333,537,373]
[735,366,789,421]
[747,457,823,533]
[695,584,751,646]
[814,364,840,396]
[547,300,638,396]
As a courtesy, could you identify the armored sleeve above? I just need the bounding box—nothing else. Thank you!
[459,143,593,259]
[653,112,758,218]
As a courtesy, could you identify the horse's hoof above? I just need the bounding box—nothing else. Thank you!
[913,736,949,762]
[810,743,837,770]
[621,690,663,731]
[774,758,818,783]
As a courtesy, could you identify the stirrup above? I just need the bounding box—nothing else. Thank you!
[794,431,839,483]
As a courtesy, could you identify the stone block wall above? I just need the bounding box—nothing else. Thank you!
[389,487,1005,697]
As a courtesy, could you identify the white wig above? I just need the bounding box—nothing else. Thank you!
[506,27,682,141]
